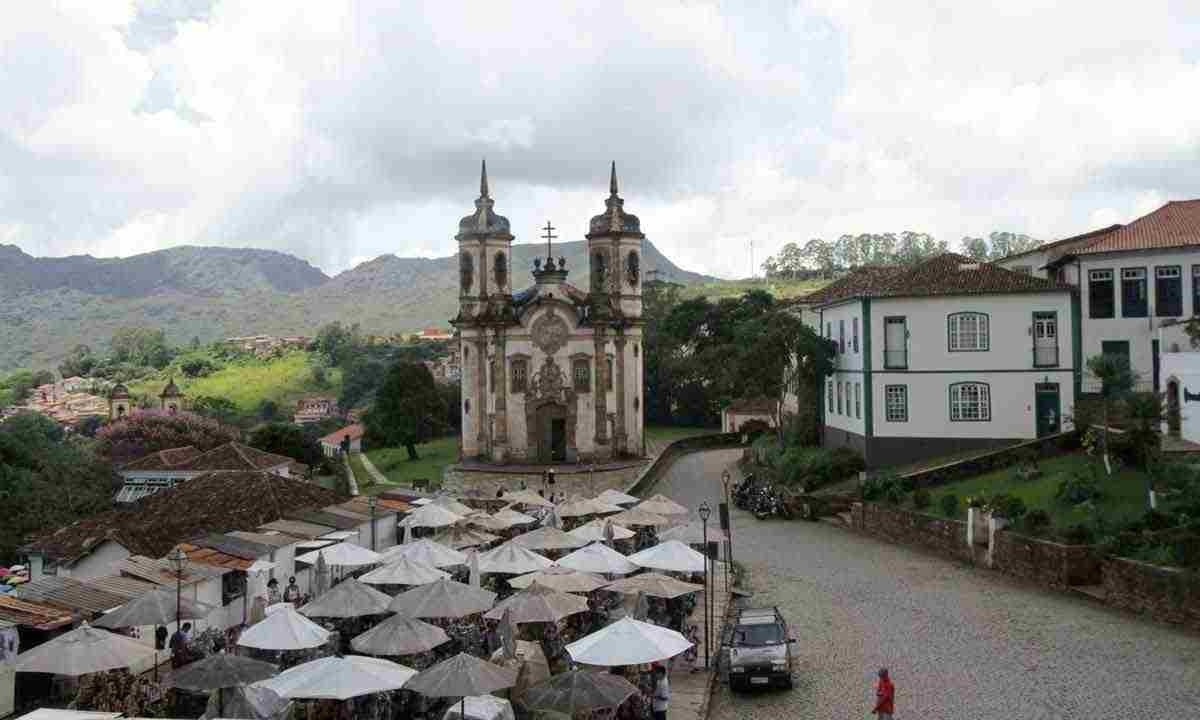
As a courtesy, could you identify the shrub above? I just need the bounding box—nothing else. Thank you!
[912,488,931,510]
[990,494,1027,520]
[180,357,219,378]
[1021,509,1052,535]
[1056,468,1102,505]
[828,446,866,480]
[939,493,959,518]
[1142,509,1175,532]
[1061,523,1097,545]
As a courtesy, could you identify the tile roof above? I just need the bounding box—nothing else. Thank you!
[998,224,1122,263]
[179,543,254,571]
[320,423,365,445]
[0,595,74,630]
[120,446,203,473]
[1073,200,1200,255]
[23,470,345,562]
[337,497,408,516]
[179,442,296,473]
[805,253,1070,307]
[118,555,228,586]
[226,530,299,548]
[190,533,275,560]
[14,576,131,615]
[81,574,158,600]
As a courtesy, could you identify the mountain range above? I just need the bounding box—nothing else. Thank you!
[0,241,712,371]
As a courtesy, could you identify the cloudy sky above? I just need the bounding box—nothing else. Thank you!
[3,1,1199,278]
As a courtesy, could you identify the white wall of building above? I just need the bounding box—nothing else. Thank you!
[1159,352,1200,443]
[54,541,131,581]
[821,299,867,437]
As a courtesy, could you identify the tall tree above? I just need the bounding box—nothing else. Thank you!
[58,344,97,378]
[364,361,446,460]
[95,410,241,466]
[959,237,990,260]
[110,327,172,368]
[249,422,323,467]
[1086,353,1136,475]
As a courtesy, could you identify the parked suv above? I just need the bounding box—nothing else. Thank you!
[726,606,795,691]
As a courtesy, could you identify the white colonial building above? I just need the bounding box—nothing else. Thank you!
[997,200,1200,397]
[807,254,1078,467]
[453,162,645,463]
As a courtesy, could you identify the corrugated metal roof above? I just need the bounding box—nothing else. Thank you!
[0,595,74,630]
[226,530,296,548]
[191,533,272,560]
[338,498,402,517]
[285,510,361,530]
[14,576,129,615]
[179,544,254,571]
[118,555,228,587]
[258,519,335,539]
[82,575,158,600]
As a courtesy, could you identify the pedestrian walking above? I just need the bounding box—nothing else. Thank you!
[872,667,895,719]
[652,664,670,720]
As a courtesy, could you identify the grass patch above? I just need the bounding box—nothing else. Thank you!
[347,452,371,489]
[924,452,1152,531]
[364,436,459,492]
[645,425,716,449]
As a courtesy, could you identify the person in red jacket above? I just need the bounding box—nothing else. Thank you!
[873,667,895,719]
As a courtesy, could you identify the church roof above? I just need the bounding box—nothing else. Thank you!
[587,163,643,238]
[457,160,512,239]
[109,383,130,400]
[160,377,182,398]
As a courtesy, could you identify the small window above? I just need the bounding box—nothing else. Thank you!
[852,317,859,353]
[1156,265,1182,317]
[836,381,843,415]
[949,382,991,421]
[1089,269,1114,318]
[948,312,989,352]
[573,359,591,392]
[885,385,907,422]
[1121,268,1147,317]
[827,381,833,413]
[838,320,845,354]
[884,317,907,369]
[854,382,861,419]
[605,357,614,391]
[1193,266,1200,316]
[510,359,528,393]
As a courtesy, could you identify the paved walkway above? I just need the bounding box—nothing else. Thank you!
[343,454,359,496]
[358,451,391,486]
[652,448,1200,720]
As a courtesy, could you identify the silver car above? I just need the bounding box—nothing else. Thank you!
[726,606,795,691]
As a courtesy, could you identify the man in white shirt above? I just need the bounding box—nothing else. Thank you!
[652,665,670,720]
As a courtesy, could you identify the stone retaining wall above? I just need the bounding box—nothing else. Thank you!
[992,530,1102,587]
[850,502,972,563]
[1102,557,1200,631]
[443,465,643,497]
[899,431,1077,489]
[628,433,741,496]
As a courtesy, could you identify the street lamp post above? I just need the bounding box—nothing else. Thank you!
[698,501,711,669]
[168,546,187,637]
[368,495,378,551]
[721,468,733,589]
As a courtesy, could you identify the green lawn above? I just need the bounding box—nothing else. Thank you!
[925,452,1151,530]
[363,436,460,492]
[645,425,717,448]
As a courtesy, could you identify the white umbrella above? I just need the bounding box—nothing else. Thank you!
[501,489,554,508]
[412,497,434,506]
[360,556,450,586]
[93,587,216,629]
[477,543,554,575]
[433,525,501,549]
[388,578,497,619]
[253,655,416,700]
[556,497,624,518]
[511,527,587,551]
[492,507,537,527]
[406,653,518,720]
[298,578,393,618]
[16,623,156,676]
[557,542,639,575]
[352,615,450,657]
[465,514,509,533]
[608,507,673,528]
[443,695,515,720]
[596,489,640,506]
[295,542,382,568]
[658,521,712,545]
[568,519,636,543]
[601,572,704,599]
[565,617,693,666]
[381,538,467,568]
[636,494,690,516]
[401,504,465,529]
[628,540,707,574]
[483,583,589,624]
[238,608,331,651]
[431,496,478,517]
[508,565,608,593]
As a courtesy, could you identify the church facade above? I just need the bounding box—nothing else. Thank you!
[453,162,645,464]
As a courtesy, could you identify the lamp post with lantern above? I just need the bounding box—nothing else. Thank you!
[168,546,188,637]
[721,468,733,587]
[698,501,711,669]
[368,495,378,551]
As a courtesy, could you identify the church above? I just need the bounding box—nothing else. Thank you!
[453,162,645,464]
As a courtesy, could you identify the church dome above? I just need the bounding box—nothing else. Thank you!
[109,383,130,400]
[457,160,512,239]
[587,163,643,238]
[160,378,182,398]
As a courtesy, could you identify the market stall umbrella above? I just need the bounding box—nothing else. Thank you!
[565,617,693,666]
[400,504,465,530]
[412,497,434,506]
[238,608,332,651]
[351,614,450,656]
[595,489,640,506]
[295,542,382,568]
[381,538,468,568]
[388,578,497,619]
[601,572,704,599]
[523,668,639,715]
[172,652,279,691]
[557,542,639,576]
[405,653,518,718]
[477,542,554,575]
[253,654,416,700]
[465,514,510,533]
[555,497,624,518]
[492,507,537,527]
[510,526,587,551]
[508,565,608,593]
[431,496,479,517]
[93,586,216,629]
[483,583,589,624]
[360,556,450,586]
[298,578,392,618]
[500,489,554,508]
[434,525,501,550]
[568,519,636,544]
[443,694,515,720]
[636,493,690,516]
[658,521,711,545]
[608,508,673,528]
[16,623,157,676]
[628,540,707,574]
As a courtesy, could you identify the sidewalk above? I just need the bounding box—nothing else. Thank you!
[343,454,360,496]
[669,557,731,720]
[358,452,391,486]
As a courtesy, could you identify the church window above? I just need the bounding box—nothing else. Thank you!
[460,252,474,293]
[606,357,614,391]
[592,251,608,291]
[634,396,640,411]
[494,251,507,290]
[464,398,470,415]
[573,359,591,392]
[633,343,639,358]
[511,359,528,393]
[626,251,640,286]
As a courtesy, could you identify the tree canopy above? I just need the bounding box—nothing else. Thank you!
[94,410,241,466]
[249,422,324,469]
[364,361,446,460]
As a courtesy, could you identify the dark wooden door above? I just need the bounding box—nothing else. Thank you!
[550,418,567,461]
[1035,383,1060,437]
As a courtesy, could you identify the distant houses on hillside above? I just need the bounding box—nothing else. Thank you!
[221,334,312,357]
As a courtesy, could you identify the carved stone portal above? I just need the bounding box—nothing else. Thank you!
[531,311,570,355]
[531,356,565,401]
[524,357,578,462]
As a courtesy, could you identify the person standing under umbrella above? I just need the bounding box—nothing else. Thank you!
[283,576,301,604]
[651,665,670,720]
